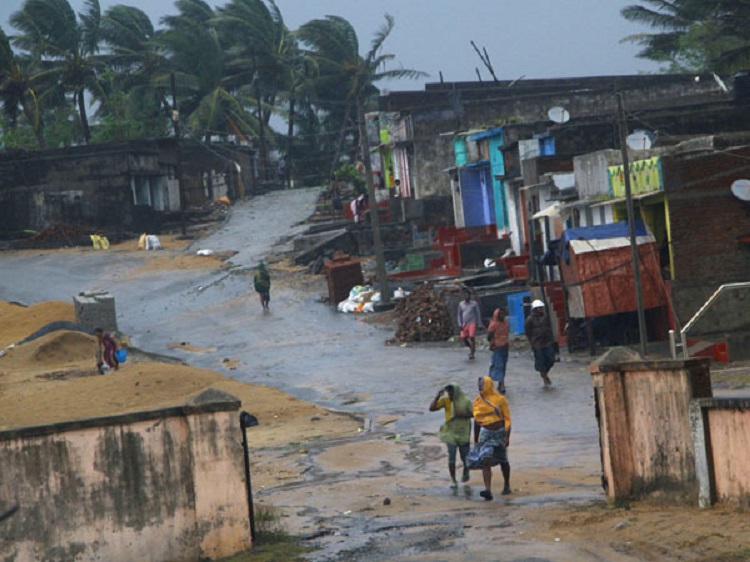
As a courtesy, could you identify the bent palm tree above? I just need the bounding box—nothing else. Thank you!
[621,0,750,73]
[159,0,258,142]
[0,27,48,147]
[299,14,426,301]
[10,0,103,143]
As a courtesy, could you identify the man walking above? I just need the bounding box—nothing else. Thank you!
[487,308,510,393]
[458,289,483,360]
[524,300,555,386]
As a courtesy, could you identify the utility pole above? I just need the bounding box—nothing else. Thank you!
[617,92,648,357]
[171,72,187,236]
[357,97,390,304]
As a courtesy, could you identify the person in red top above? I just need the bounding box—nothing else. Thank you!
[487,308,510,393]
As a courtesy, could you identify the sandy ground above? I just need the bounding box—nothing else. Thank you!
[0,294,361,492]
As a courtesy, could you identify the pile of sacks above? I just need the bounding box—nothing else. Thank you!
[395,284,453,342]
[337,286,409,313]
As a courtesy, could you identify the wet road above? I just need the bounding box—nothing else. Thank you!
[0,189,611,561]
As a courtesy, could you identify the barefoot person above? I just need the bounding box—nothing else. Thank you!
[253,262,271,311]
[94,328,119,374]
[524,300,555,386]
[429,383,473,489]
[458,289,483,360]
[487,308,510,393]
[467,376,511,501]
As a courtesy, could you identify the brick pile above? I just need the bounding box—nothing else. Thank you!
[395,284,453,342]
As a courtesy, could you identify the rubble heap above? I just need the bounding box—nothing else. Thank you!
[395,284,453,342]
[31,223,93,242]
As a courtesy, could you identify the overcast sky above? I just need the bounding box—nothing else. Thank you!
[1,0,661,89]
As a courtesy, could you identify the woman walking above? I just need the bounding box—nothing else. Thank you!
[468,376,512,500]
[429,383,473,488]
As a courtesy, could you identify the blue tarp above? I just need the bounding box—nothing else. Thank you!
[560,220,649,263]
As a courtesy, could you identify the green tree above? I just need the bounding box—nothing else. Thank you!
[621,0,750,73]
[95,5,169,141]
[299,14,425,301]
[10,0,104,143]
[0,26,48,148]
[298,15,424,176]
[159,0,258,142]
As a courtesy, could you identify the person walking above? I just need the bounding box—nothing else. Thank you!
[458,289,483,360]
[487,308,510,393]
[254,262,271,311]
[467,376,511,500]
[524,300,555,386]
[429,383,473,489]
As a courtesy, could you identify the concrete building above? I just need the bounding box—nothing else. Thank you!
[0,138,256,235]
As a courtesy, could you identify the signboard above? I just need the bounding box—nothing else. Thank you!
[608,157,663,197]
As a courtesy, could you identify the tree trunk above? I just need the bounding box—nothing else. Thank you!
[329,100,352,180]
[285,89,295,189]
[77,90,91,143]
[22,99,47,150]
[357,96,390,303]
[253,53,268,182]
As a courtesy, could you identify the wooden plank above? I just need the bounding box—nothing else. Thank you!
[601,371,635,501]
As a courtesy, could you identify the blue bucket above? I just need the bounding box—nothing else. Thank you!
[114,349,127,363]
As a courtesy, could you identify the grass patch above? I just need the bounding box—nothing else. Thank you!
[219,505,315,562]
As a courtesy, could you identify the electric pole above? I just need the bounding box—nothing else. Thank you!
[617,92,648,357]
[171,72,187,237]
[357,97,390,304]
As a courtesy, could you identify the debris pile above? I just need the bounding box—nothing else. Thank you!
[395,284,453,342]
[31,223,92,242]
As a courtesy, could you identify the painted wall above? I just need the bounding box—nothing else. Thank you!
[0,390,251,562]
[692,398,750,508]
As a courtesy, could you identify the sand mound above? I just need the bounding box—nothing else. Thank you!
[0,361,361,447]
[0,300,75,348]
[1,330,98,369]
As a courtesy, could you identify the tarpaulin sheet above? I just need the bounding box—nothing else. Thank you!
[560,221,649,264]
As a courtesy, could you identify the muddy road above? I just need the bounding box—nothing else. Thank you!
[2,189,744,561]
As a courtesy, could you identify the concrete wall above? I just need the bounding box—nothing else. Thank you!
[591,352,711,503]
[0,389,251,562]
[691,398,750,508]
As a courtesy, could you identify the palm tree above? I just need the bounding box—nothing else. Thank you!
[214,0,302,181]
[298,15,424,176]
[96,5,169,140]
[621,0,750,73]
[299,14,426,301]
[10,0,104,143]
[0,27,48,147]
[159,0,258,143]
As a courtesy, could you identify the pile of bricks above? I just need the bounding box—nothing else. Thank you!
[395,284,453,342]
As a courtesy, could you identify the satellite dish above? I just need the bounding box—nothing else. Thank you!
[547,106,570,124]
[731,179,750,201]
[626,129,654,151]
[712,72,729,93]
